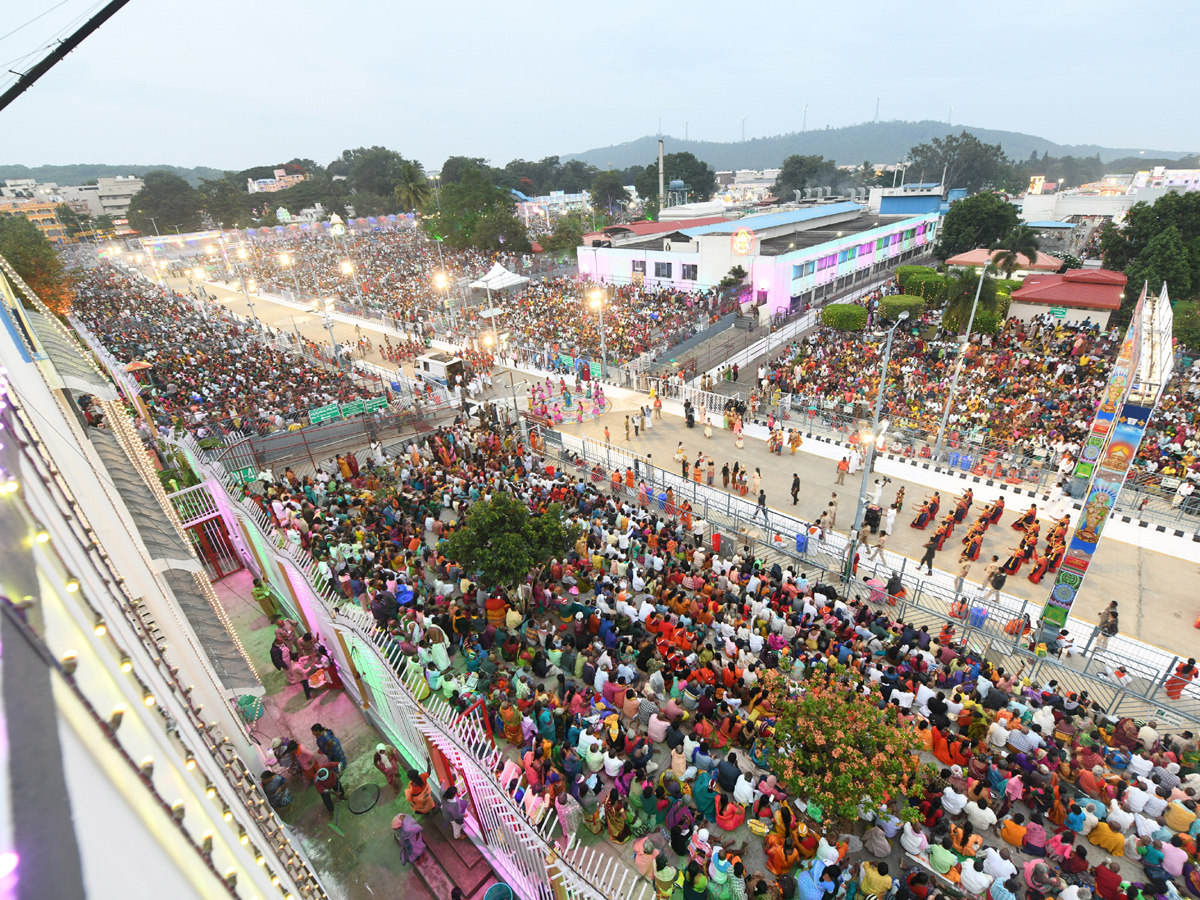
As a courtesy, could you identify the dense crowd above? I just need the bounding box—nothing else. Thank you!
[248,416,1200,900]
[72,266,378,432]
[752,314,1159,463]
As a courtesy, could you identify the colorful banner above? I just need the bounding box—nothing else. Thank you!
[1044,403,1152,626]
[1072,285,1146,479]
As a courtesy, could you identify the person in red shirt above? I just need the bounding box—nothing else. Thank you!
[1091,861,1123,900]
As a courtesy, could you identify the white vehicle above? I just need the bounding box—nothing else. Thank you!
[415,352,464,388]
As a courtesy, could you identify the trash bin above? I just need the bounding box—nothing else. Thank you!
[657,492,667,510]
[795,533,808,554]
[959,454,973,471]
[968,607,989,629]
[948,452,961,469]
[712,532,722,553]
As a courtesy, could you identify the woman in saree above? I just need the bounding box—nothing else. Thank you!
[653,855,679,900]
[605,789,632,843]
[692,771,719,823]
[393,813,427,865]
[500,700,523,745]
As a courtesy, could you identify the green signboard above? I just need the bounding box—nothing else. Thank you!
[340,399,365,417]
[558,353,574,368]
[364,396,388,412]
[590,362,602,378]
[1050,307,1067,318]
[309,402,342,424]
[237,466,257,484]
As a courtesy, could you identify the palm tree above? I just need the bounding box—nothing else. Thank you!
[991,225,1041,278]
[937,266,998,333]
[394,162,432,214]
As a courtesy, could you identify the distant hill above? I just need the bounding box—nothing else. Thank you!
[0,163,225,187]
[564,120,1194,171]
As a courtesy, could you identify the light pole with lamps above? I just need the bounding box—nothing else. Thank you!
[279,252,302,299]
[313,297,341,370]
[434,270,456,330]
[933,265,990,459]
[845,310,909,583]
[589,288,607,378]
[235,246,262,332]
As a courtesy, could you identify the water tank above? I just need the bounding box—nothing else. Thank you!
[668,179,686,191]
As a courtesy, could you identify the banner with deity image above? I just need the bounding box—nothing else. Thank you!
[1044,403,1152,626]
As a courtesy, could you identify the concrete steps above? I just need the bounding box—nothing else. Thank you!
[412,812,495,900]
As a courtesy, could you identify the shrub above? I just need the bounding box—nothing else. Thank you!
[995,278,1023,295]
[879,295,925,322]
[944,305,1002,335]
[895,265,936,291]
[821,303,867,331]
[902,272,947,301]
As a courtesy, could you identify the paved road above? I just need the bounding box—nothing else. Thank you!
[556,394,1200,662]
[173,269,1200,661]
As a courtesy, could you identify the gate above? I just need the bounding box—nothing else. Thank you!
[186,517,243,580]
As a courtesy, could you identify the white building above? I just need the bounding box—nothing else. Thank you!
[576,201,937,315]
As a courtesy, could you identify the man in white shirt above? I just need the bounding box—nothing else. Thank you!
[1127,752,1153,779]
[986,720,1011,751]
[1124,783,1151,814]
[983,847,1017,882]
[960,860,993,896]
[966,800,998,832]
[942,784,968,816]
[1138,721,1160,751]
[1106,801,1134,834]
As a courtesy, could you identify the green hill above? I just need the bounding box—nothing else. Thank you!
[0,163,225,187]
[563,120,1193,171]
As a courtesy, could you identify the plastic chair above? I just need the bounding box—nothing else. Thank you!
[484,885,514,900]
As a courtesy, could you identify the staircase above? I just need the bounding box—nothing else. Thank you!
[732,315,758,331]
[414,813,498,900]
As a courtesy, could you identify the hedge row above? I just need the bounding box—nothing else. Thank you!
[879,295,926,322]
[821,303,868,331]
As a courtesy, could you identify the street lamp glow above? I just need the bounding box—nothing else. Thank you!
[433,272,448,290]
[340,260,353,275]
[246,280,256,293]
[279,253,291,266]
[483,335,493,346]
[237,247,248,259]
[192,268,204,279]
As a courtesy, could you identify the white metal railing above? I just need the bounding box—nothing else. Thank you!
[167,482,221,525]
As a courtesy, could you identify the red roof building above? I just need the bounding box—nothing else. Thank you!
[581,216,730,246]
[1008,268,1128,326]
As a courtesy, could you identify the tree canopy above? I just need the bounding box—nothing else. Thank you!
[127,170,204,235]
[763,667,928,826]
[444,490,579,593]
[0,216,73,315]
[773,154,843,200]
[634,152,717,204]
[589,170,630,213]
[423,163,528,252]
[1124,226,1192,301]
[991,225,1042,278]
[936,192,1020,260]
[937,267,1001,333]
[906,130,1008,194]
[1101,192,1200,308]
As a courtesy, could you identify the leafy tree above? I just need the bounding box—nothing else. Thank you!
[991,225,1041,277]
[773,154,842,199]
[0,216,73,314]
[633,152,718,203]
[347,190,394,217]
[394,161,431,214]
[937,267,1000,333]
[439,156,490,185]
[445,491,579,596]
[556,159,598,193]
[1098,221,1132,271]
[55,203,92,238]
[127,170,203,235]
[1125,226,1192,300]
[540,212,590,253]
[94,214,115,235]
[334,146,409,198]
[1173,302,1200,354]
[936,192,1019,260]
[906,130,1009,193]
[198,174,253,227]
[763,668,927,827]
[589,170,630,213]
[471,208,532,253]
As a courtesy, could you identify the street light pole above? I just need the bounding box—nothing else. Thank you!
[235,246,262,332]
[845,311,909,583]
[589,288,607,378]
[933,265,988,459]
[280,252,302,299]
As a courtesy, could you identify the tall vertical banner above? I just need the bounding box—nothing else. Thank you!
[1072,285,1145,479]
[1042,283,1175,629]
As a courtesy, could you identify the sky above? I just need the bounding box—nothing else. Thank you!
[0,0,1196,173]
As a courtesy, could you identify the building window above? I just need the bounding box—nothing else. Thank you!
[632,260,646,275]
[654,262,672,278]
[756,290,768,303]
[681,263,698,281]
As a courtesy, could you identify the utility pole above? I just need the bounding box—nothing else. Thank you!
[874,96,880,123]
[741,117,748,142]
[802,105,808,133]
[933,267,989,458]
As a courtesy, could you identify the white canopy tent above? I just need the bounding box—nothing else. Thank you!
[469,263,529,292]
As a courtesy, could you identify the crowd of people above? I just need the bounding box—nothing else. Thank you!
[72,266,380,432]
[232,401,1200,900]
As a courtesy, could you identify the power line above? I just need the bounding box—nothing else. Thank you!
[0,0,73,46]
